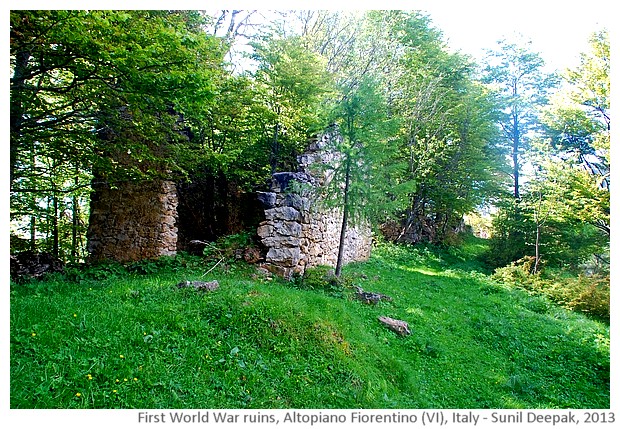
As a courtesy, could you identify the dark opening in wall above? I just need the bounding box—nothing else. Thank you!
[175,170,265,251]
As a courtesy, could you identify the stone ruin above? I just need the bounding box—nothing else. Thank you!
[87,180,178,262]
[85,129,372,276]
[256,129,372,278]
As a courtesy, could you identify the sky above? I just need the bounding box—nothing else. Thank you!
[407,0,611,71]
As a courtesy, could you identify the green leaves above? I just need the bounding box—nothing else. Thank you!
[10,11,228,257]
[251,35,333,173]
[482,36,560,199]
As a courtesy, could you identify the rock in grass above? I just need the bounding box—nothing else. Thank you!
[378,316,411,336]
[354,286,393,304]
[177,280,219,292]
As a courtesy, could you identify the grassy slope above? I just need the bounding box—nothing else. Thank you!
[10,238,610,409]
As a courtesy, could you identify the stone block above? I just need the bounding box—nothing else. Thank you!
[264,206,301,222]
[273,220,302,237]
[266,247,300,267]
[283,193,305,211]
[257,191,277,209]
[257,224,274,238]
[271,172,313,192]
[261,235,301,248]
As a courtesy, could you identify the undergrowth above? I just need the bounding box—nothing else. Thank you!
[492,256,610,323]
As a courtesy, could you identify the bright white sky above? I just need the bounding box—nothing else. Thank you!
[407,0,611,71]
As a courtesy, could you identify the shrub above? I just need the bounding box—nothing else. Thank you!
[492,256,539,286]
[203,231,256,261]
[295,265,346,298]
[493,260,609,322]
[566,275,610,321]
[63,260,127,282]
[127,256,180,274]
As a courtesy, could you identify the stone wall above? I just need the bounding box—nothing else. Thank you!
[256,130,372,278]
[85,128,371,270]
[87,180,178,262]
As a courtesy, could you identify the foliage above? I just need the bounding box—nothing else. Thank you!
[202,231,256,262]
[492,259,609,322]
[538,29,610,232]
[383,11,505,242]
[486,30,610,273]
[11,240,609,409]
[60,253,205,283]
[565,30,610,136]
[10,11,227,259]
[482,36,559,199]
[294,265,347,298]
[485,202,532,268]
[317,76,400,275]
[250,34,333,173]
[299,10,505,249]
[486,180,606,272]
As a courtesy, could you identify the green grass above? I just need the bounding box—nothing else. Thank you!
[10,238,610,409]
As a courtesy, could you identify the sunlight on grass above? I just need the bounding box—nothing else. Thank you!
[407,267,439,276]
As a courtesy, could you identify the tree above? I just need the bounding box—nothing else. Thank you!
[319,77,399,277]
[519,152,609,272]
[537,29,610,238]
[548,29,610,188]
[250,34,332,174]
[482,37,559,199]
[10,10,227,258]
[566,30,610,132]
[381,12,505,243]
[487,30,610,271]
[298,10,506,246]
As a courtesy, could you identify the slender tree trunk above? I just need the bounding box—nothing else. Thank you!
[71,166,79,261]
[10,49,31,186]
[533,192,544,274]
[270,123,280,175]
[30,215,36,251]
[52,192,59,259]
[512,112,520,200]
[335,153,352,278]
[533,222,541,274]
[71,196,79,261]
[270,103,282,175]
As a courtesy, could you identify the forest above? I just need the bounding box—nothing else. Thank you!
[9,10,610,411]
[10,10,609,277]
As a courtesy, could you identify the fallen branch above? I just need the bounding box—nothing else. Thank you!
[202,257,224,277]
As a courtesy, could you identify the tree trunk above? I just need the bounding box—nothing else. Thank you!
[512,112,520,200]
[335,153,352,278]
[71,167,79,261]
[270,123,280,174]
[533,222,541,274]
[30,215,36,251]
[52,192,59,259]
[10,49,31,186]
[71,194,79,261]
[533,191,544,274]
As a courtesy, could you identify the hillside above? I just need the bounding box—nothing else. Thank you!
[10,238,610,409]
